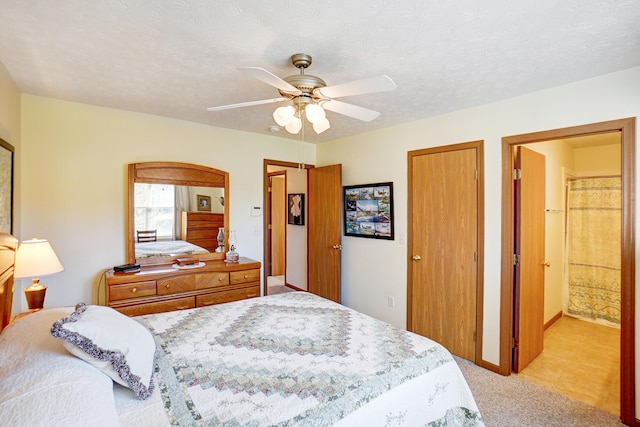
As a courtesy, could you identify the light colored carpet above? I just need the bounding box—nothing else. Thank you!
[267,275,295,295]
[454,356,623,426]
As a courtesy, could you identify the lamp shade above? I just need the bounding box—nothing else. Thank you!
[14,238,64,279]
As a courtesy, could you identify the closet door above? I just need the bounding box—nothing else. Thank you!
[408,142,481,362]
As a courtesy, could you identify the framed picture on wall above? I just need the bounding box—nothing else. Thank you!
[287,193,305,225]
[0,138,14,234]
[197,195,211,212]
[343,182,394,240]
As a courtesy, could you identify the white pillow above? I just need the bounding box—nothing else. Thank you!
[51,303,156,400]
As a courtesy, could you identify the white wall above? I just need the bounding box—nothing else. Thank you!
[17,94,315,311]
[526,140,576,324]
[285,167,307,290]
[316,66,640,380]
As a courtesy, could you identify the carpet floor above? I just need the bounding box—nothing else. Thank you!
[454,356,623,426]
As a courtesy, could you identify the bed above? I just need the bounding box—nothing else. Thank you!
[0,233,484,426]
[135,239,209,259]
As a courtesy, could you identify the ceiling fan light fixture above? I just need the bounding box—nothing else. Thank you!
[273,105,295,127]
[312,117,331,134]
[305,103,326,124]
[284,115,302,134]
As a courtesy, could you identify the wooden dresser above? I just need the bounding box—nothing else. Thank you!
[181,211,224,252]
[106,257,261,316]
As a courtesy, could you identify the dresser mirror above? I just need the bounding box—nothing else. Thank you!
[127,162,229,265]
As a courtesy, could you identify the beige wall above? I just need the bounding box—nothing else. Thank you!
[316,66,640,406]
[18,94,315,312]
[0,61,21,312]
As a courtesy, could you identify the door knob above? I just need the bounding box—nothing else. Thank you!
[332,244,343,250]
[542,261,551,267]
[412,255,421,261]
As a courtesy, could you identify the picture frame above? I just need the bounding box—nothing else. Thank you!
[287,193,305,225]
[343,182,394,240]
[197,194,211,212]
[0,138,14,234]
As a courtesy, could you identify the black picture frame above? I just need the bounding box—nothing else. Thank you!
[343,182,394,240]
[287,193,305,225]
[0,138,14,234]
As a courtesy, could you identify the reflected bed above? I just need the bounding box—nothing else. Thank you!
[135,240,209,259]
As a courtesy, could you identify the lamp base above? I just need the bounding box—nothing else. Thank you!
[25,280,47,310]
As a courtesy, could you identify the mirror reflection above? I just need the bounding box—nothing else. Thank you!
[127,161,229,265]
[133,183,225,259]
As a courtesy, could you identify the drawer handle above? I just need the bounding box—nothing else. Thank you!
[244,274,248,279]
[218,276,224,281]
[164,284,171,289]
[131,287,137,294]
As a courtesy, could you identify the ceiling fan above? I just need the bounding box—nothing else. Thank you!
[206,53,397,135]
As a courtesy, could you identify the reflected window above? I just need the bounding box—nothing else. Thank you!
[134,184,175,239]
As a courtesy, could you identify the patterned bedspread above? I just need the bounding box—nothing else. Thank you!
[135,292,484,426]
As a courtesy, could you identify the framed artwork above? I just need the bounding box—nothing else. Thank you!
[344,182,394,240]
[0,138,14,234]
[197,194,211,211]
[288,193,305,225]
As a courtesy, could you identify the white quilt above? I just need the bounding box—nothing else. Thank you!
[129,292,484,426]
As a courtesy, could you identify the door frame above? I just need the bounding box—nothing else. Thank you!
[263,159,314,294]
[499,118,635,425]
[407,140,485,364]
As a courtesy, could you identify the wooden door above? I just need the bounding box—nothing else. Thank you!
[270,175,286,276]
[408,144,479,361]
[308,164,342,302]
[513,146,546,372]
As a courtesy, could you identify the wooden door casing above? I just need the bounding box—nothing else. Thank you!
[513,146,546,372]
[408,142,483,362]
[308,164,342,303]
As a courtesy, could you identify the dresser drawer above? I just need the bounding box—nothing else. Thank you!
[196,285,260,307]
[115,297,195,316]
[194,272,229,290]
[157,275,196,295]
[109,281,156,301]
[230,269,260,285]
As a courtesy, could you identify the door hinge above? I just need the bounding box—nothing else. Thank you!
[512,337,518,349]
[268,186,271,193]
[473,331,477,342]
[475,169,478,180]
[267,224,272,230]
[513,168,522,180]
[513,253,520,265]
[474,251,477,262]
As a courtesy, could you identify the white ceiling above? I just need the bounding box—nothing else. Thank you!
[0,1,638,143]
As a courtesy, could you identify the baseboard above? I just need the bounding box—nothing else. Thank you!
[544,311,562,330]
[478,359,502,374]
[285,283,304,292]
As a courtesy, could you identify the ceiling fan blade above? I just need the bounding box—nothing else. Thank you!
[314,75,396,99]
[238,67,301,95]
[322,100,380,122]
[206,97,287,112]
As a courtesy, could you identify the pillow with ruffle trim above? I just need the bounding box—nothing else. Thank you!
[51,303,156,400]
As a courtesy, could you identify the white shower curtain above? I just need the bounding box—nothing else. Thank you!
[565,176,621,325]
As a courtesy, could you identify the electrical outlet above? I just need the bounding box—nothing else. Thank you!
[387,296,395,308]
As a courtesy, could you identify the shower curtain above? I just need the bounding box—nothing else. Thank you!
[565,176,621,325]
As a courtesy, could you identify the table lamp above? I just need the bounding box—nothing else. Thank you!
[14,238,64,310]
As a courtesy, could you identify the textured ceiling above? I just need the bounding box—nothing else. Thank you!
[0,1,639,143]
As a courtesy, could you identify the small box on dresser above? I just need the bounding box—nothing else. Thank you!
[106,257,261,316]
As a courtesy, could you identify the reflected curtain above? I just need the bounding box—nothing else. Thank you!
[174,186,191,240]
[565,176,621,324]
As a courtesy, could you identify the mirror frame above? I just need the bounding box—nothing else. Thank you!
[127,161,229,265]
